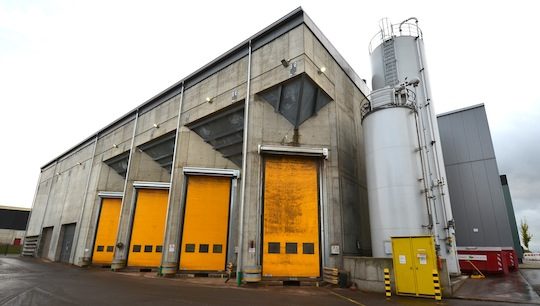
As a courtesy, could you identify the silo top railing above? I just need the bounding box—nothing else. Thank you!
[369,20,423,54]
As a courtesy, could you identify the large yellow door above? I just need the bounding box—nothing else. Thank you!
[179,176,231,271]
[262,155,320,278]
[92,198,122,264]
[128,189,168,267]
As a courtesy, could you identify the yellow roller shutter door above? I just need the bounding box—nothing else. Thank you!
[180,176,231,271]
[92,198,121,264]
[263,155,320,278]
[128,189,168,267]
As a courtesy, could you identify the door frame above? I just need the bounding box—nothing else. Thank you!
[58,222,77,263]
[125,182,170,267]
[178,167,239,271]
[257,145,328,278]
[90,192,123,264]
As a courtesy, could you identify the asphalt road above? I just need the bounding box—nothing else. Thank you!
[0,256,531,306]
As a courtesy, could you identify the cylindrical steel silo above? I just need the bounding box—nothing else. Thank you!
[363,18,460,274]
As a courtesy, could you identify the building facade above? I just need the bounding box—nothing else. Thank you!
[25,8,372,279]
[437,104,520,256]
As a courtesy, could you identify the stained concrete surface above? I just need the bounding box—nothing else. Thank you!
[0,256,533,306]
[453,271,540,305]
[521,268,540,296]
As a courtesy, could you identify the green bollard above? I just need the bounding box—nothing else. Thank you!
[237,271,243,286]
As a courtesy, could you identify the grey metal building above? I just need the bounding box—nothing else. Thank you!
[0,206,30,246]
[437,104,520,255]
[24,7,371,280]
[500,174,523,259]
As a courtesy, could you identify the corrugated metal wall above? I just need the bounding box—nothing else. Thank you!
[437,105,515,248]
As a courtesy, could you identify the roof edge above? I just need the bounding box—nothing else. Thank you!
[41,7,369,169]
[437,103,485,117]
[0,205,31,211]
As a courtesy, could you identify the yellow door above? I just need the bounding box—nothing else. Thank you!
[262,155,320,278]
[179,176,231,271]
[392,237,417,295]
[392,236,438,296]
[92,198,122,264]
[412,237,437,295]
[128,189,168,267]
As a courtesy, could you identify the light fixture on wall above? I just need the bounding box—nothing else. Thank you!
[206,97,214,103]
[317,66,327,74]
[281,58,290,67]
[113,144,118,148]
[153,123,160,128]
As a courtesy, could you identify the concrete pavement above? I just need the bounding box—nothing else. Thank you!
[0,256,537,306]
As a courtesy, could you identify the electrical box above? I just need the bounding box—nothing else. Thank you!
[391,236,438,297]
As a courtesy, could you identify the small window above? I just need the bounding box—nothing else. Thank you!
[268,242,280,254]
[156,245,163,253]
[213,244,223,253]
[286,243,297,254]
[133,245,141,252]
[303,243,315,254]
[185,244,195,253]
[144,245,153,252]
[199,244,209,253]
[106,246,114,252]
[97,245,104,252]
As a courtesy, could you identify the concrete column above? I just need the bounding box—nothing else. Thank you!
[161,84,185,275]
[111,113,139,270]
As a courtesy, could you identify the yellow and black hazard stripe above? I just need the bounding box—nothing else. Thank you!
[384,268,391,297]
[432,269,442,301]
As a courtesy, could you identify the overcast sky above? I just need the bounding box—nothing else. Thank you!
[1,0,539,251]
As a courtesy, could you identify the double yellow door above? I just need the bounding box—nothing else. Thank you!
[392,236,437,296]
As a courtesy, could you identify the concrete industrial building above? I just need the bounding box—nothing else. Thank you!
[24,7,521,287]
[0,206,30,246]
[25,8,371,279]
[437,104,522,260]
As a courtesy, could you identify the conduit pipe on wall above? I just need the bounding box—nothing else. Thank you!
[70,134,99,264]
[237,41,252,285]
[161,82,184,266]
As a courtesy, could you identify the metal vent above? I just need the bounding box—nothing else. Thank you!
[258,73,332,128]
[138,131,176,172]
[103,151,130,178]
[187,102,244,166]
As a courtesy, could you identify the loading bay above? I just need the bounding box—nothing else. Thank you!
[1,256,536,306]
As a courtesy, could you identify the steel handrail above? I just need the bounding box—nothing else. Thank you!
[369,21,423,54]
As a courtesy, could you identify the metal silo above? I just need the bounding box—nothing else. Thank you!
[362,18,460,274]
